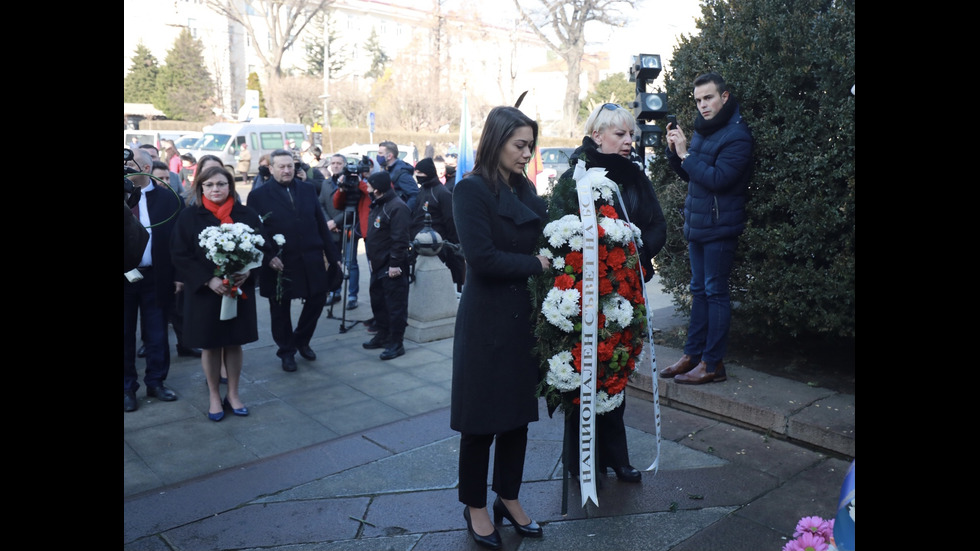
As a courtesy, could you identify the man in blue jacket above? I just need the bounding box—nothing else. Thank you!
[660,72,753,385]
[377,141,419,210]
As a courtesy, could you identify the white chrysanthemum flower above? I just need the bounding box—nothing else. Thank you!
[595,389,625,414]
[274,234,286,246]
[544,215,583,249]
[542,287,580,332]
[599,216,630,244]
[567,234,584,251]
[553,256,565,270]
[601,294,634,328]
[593,179,618,203]
[628,222,643,246]
[545,351,579,391]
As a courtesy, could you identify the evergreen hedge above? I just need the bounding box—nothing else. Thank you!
[647,0,855,341]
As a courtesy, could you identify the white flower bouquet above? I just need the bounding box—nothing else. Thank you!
[198,223,266,320]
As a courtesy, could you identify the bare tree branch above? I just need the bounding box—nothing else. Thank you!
[512,0,634,136]
[204,0,331,115]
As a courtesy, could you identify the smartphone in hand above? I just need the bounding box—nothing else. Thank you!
[666,114,678,129]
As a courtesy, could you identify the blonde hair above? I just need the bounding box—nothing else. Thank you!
[584,104,638,141]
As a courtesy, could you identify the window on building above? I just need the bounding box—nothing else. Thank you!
[188,18,197,39]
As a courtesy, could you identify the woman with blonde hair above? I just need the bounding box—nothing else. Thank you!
[550,102,667,483]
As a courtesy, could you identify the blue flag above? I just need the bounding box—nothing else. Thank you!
[455,92,474,186]
[833,460,855,550]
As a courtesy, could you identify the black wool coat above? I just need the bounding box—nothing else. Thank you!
[410,175,458,243]
[246,178,342,299]
[169,203,271,348]
[450,175,547,435]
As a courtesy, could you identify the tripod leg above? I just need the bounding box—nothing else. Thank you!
[337,206,361,333]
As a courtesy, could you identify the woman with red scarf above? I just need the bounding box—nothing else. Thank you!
[170,165,273,421]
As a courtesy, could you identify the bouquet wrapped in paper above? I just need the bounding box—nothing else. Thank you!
[198,223,266,320]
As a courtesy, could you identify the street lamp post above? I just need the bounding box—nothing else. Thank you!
[321,20,333,153]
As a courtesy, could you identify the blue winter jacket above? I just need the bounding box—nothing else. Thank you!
[387,158,420,211]
[667,103,753,244]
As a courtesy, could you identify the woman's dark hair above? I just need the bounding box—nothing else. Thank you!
[472,106,538,194]
[194,165,236,203]
[194,154,224,175]
[184,154,226,205]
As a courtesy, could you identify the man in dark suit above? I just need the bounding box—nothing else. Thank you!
[247,149,344,372]
[124,147,184,412]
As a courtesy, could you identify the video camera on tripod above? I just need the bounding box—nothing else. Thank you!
[326,155,372,331]
[338,155,373,197]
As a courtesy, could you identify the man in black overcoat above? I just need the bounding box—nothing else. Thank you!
[124,147,184,411]
[246,149,343,372]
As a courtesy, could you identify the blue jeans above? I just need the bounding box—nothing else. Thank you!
[684,238,737,367]
[343,235,360,300]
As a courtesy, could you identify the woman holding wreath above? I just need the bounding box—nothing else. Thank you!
[450,106,549,549]
[540,102,666,483]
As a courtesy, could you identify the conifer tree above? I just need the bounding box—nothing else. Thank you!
[244,72,268,119]
[153,29,215,121]
[124,42,160,104]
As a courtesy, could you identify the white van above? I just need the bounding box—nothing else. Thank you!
[185,119,308,179]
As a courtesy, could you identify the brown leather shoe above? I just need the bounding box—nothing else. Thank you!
[675,361,727,384]
[660,354,700,378]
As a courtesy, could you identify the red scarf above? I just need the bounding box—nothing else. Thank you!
[203,197,234,223]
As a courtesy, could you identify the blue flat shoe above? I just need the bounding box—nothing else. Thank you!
[207,410,224,422]
[222,397,249,416]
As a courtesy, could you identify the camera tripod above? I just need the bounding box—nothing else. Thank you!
[326,201,362,333]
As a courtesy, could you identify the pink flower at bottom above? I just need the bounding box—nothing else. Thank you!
[782,532,829,551]
[794,516,830,538]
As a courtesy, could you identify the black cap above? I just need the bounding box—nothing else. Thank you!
[368,171,392,193]
[415,157,436,179]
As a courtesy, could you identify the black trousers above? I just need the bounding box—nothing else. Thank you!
[368,269,409,345]
[458,425,528,507]
[267,291,327,358]
[563,400,630,474]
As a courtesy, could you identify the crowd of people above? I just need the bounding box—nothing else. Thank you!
[124,71,752,548]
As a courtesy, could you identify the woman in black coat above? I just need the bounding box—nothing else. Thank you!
[551,103,667,483]
[170,166,272,422]
[451,106,550,548]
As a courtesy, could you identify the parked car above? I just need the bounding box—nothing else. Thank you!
[534,147,576,194]
[337,142,413,169]
[124,130,186,151]
[173,132,203,151]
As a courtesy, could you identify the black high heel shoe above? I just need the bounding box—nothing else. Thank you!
[463,506,502,550]
[492,496,543,538]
